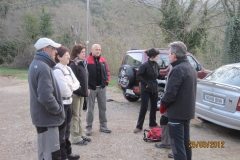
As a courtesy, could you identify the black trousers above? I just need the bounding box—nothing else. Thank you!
[59,104,72,159]
[136,89,158,130]
[168,118,191,160]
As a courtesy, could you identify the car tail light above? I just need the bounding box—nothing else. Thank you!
[118,84,122,89]
[133,87,140,93]
[236,98,240,111]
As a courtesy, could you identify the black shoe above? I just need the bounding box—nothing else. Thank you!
[73,140,88,146]
[168,152,174,158]
[68,153,80,160]
[83,136,91,142]
[100,127,112,133]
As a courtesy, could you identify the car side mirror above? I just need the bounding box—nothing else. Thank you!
[196,64,202,71]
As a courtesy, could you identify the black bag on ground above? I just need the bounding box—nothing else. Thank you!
[143,127,162,142]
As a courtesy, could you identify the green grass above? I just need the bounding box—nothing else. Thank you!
[108,75,118,88]
[0,67,28,80]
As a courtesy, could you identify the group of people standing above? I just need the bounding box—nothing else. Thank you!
[134,42,197,160]
[28,37,111,160]
[28,37,196,160]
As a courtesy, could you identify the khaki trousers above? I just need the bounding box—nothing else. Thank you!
[70,95,84,143]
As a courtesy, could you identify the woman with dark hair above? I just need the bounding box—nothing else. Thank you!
[53,46,80,160]
[134,48,165,133]
[69,44,91,145]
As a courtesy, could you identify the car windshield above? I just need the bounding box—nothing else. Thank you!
[205,65,240,87]
[123,52,142,67]
[157,54,169,69]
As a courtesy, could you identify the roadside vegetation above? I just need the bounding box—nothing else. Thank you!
[0,0,239,75]
[0,67,28,79]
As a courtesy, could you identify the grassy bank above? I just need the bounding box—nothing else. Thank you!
[0,67,28,79]
[0,67,118,88]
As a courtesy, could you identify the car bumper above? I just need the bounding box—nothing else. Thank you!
[195,102,240,131]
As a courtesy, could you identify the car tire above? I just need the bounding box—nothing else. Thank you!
[123,91,139,102]
[118,65,134,89]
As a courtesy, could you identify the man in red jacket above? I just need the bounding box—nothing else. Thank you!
[85,44,111,136]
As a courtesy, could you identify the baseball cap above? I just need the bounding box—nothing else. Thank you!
[34,37,61,50]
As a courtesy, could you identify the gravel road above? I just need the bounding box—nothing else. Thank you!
[0,77,240,160]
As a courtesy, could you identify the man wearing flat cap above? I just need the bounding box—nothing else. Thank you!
[28,37,68,160]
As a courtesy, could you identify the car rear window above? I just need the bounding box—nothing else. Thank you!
[205,65,240,87]
[158,54,169,69]
[123,52,142,67]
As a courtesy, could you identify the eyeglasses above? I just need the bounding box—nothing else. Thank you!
[47,46,56,51]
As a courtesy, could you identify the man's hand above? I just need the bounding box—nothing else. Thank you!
[159,104,166,114]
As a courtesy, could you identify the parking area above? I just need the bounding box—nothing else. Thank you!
[0,77,240,160]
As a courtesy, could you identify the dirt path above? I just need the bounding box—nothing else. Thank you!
[0,77,240,160]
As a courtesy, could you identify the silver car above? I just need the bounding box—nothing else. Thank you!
[195,63,240,131]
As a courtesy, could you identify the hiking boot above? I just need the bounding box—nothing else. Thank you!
[100,126,112,133]
[86,127,92,136]
[155,143,171,149]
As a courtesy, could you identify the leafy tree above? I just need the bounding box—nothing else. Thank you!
[0,40,18,65]
[22,13,39,42]
[222,0,240,64]
[39,7,53,37]
[135,0,217,53]
[160,0,210,53]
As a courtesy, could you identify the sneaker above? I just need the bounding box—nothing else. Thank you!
[86,127,92,136]
[133,128,142,133]
[155,143,171,149]
[168,152,174,158]
[72,140,88,146]
[100,127,112,133]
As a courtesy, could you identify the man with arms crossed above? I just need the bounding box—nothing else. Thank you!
[160,41,197,160]
[28,38,65,160]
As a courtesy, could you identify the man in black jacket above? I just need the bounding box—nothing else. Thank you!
[160,41,197,160]
[85,44,111,136]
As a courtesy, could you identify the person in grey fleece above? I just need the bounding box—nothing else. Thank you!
[28,37,65,160]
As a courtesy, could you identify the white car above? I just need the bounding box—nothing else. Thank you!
[195,63,240,130]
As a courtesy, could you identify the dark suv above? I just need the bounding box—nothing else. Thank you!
[117,48,211,104]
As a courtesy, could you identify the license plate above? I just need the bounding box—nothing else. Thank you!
[126,89,135,95]
[203,94,225,105]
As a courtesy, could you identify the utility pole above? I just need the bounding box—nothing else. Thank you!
[86,0,89,55]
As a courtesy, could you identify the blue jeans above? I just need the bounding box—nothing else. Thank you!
[168,118,191,160]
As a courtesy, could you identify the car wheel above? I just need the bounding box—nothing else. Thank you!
[123,91,139,102]
[118,65,134,89]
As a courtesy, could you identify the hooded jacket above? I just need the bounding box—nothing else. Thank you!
[28,54,65,127]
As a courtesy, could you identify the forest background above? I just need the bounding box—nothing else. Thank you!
[0,0,239,75]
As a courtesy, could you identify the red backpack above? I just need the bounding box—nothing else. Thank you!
[143,127,162,142]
